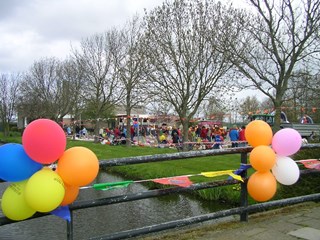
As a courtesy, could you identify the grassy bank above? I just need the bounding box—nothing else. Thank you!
[65,139,245,205]
[67,140,320,205]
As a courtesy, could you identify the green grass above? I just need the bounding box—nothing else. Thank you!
[0,131,22,143]
[66,140,178,159]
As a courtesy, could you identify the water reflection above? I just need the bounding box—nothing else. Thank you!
[0,171,225,240]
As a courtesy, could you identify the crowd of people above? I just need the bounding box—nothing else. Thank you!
[187,124,247,149]
[63,122,248,149]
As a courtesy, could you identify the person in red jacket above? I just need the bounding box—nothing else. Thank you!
[238,126,246,147]
[200,126,208,140]
[130,125,135,142]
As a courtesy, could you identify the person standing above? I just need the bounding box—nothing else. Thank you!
[213,130,224,149]
[171,126,179,144]
[130,125,135,142]
[229,125,239,148]
[200,126,208,140]
[238,126,246,147]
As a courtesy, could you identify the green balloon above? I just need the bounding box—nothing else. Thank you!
[1,180,36,221]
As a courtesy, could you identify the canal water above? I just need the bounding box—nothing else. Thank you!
[0,171,229,240]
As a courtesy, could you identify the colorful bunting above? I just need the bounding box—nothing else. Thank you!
[228,172,244,182]
[92,181,134,190]
[201,170,234,178]
[201,170,244,182]
[153,176,193,187]
[297,159,320,170]
[80,169,246,191]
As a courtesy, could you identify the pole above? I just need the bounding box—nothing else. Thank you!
[137,115,140,143]
[240,152,248,221]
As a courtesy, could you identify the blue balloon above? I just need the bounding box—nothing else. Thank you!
[0,143,42,182]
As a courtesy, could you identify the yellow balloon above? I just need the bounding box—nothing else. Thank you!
[245,120,273,147]
[1,180,36,221]
[25,168,65,212]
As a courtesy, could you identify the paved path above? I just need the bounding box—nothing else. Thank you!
[141,202,320,240]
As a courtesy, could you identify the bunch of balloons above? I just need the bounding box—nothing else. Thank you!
[246,120,302,202]
[0,119,99,221]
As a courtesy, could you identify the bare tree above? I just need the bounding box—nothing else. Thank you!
[111,16,148,146]
[200,97,226,122]
[141,0,233,145]
[238,96,261,121]
[72,32,121,134]
[58,58,86,134]
[18,57,75,122]
[0,73,20,136]
[222,0,320,130]
[286,69,320,122]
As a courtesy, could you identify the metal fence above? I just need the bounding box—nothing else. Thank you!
[1,144,320,240]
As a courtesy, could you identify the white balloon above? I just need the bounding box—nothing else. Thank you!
[272,156,300,185]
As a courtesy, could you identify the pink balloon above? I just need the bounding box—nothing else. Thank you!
[272,128,302,156]
[22,119,66,164]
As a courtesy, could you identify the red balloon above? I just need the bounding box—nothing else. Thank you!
[22,119,66,164]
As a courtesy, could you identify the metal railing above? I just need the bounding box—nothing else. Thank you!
[1,144,320,240]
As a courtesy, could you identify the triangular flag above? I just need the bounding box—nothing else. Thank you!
[51,206,71,222]
[228,172,244,182]
[153,176,193,187]
[297,160,320,170]
[93,181,134,190]
[201,170,234,178]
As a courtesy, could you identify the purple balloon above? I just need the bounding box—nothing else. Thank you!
[272,128,302,156]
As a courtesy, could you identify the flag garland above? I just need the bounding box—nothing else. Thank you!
[80,169,245,191]
[51,159,319,222]
[153,176,193,187]
[296,159,320,170]
[79,159,319,191]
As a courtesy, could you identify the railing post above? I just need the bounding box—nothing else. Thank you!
[67,210,73,240]
[240,152,248,221]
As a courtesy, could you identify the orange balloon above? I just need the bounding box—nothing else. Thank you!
[57,147,99,186]
[60,183,79,206]
[245,120,273,147]
[249,145,276,172]
[247,171,277,202]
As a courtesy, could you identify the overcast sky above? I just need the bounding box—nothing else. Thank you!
[0,0,166,73]
[0,0,263,100]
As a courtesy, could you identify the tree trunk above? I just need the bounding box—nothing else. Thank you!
[126,113,132,147]
[182,120,189,151]
[94,118,100,134]
[3,121,10,137]
[273,100,282,133]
